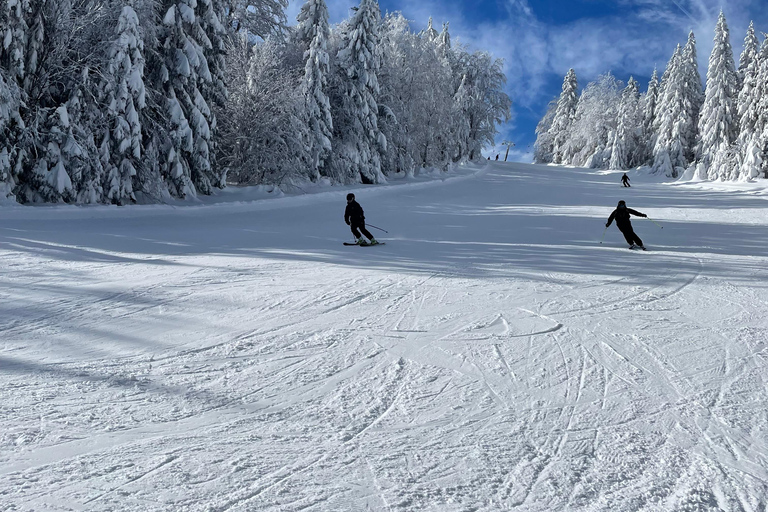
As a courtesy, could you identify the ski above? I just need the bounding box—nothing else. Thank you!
[628,245,648,251]
[343,242,386,246]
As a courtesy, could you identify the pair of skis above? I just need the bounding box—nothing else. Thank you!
[343,241,386,247]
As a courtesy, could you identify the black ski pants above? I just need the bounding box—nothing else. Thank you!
[350,221,374,240]
[622,181,630,187]
[618,224,643,247]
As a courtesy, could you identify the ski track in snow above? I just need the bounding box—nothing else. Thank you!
[2,162,768,511]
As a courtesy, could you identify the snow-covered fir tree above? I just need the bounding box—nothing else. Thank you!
[296,0,332,181]
[680,31,704,165]
[0,72,21,201]
[652,45,688,177]
[610,77,641,170]
[696,11,738,181]
[639,69,659,166]
[153,0,226,197]
[102,2,146,204]
[737,21,759,86]
[737,37,768,180]
[548,68,578,165]
[1,0,29,81]
[331,0,386,184]
[533,98,557,164]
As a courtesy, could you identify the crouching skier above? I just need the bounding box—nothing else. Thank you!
[345,193,379,245]
[606,200,647,250]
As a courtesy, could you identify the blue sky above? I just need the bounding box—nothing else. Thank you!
[286,0,768,162]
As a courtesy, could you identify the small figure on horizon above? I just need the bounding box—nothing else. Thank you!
[606,200,647,250]
[495,154,499,161]
[621,173,631,187]
[345,193,379,246]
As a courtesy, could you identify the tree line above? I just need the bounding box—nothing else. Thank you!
[534,12,768,182]
[0,0,511,205]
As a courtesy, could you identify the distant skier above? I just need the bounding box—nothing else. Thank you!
[345,193,379,245]
[495,154,499,161]
[621,173,631,187]
[606,200,647,250]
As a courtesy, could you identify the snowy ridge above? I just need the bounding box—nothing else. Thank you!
[2,162,768,510]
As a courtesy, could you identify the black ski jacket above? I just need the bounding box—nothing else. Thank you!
[606,206,645,229]
[345,200,365,225]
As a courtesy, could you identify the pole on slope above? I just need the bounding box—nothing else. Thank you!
[646,217,663,229]
[600,225,608,244]
[502,141,515,162]
[367,223,389,233]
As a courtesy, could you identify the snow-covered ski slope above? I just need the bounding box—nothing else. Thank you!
[2,162,768,511]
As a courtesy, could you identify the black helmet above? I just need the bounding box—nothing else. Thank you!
[618,200,626,207]
[346,193,355,201]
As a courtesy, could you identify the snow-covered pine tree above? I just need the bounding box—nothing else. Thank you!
[639,69,659,166]
[32,105,76,203]
[737,38,768,180]
[102,2,146,205]
[0,72,21,201]
[610,77,641,170]
[652,45,687,177]
[154,0,225,198]
[296,0,332,181]
[737,21,759,87]
[548,68,578,165]
[533,98,557,164]
[1,0,29,80]
[680,31,704,165]
[332,0,386,184]
[697,11,738,181]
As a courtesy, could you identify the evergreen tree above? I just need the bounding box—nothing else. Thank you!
[680,31,704,165]
[332,0,386,184]
[533,98,557,164]
[697,11,739,181]
[297,0,332,180]
[652,45,687,177]
[737,21,759,87]
[610,77,641,170]
[0,73,21,201]
[153,0,225,198]
[102,2,146,204]
[1,0,29,80]
[640,69,659,166]
[738,39,768,180]
[548,68,578,165]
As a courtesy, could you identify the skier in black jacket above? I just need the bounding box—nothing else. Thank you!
[606,200,647,249]
[621,173,631,187]
[345,193,379,245]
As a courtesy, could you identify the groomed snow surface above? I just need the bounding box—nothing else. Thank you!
[2,162,768,511]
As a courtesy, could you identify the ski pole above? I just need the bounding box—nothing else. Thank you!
[600,226,608,244]
[647,217,663,229]
[367,223,389,233]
